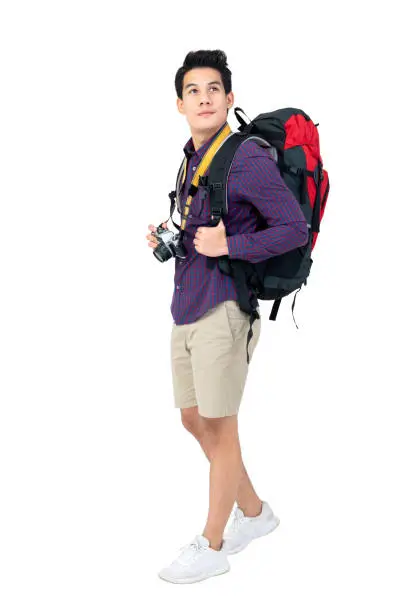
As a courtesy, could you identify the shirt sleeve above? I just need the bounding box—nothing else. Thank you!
[226,152,309,264]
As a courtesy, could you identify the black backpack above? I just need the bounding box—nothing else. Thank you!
[169,107,330,363]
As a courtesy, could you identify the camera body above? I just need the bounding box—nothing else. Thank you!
[152,224,187,262]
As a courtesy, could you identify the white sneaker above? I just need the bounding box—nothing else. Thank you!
[158,534,230,584]
[222,501,280,555]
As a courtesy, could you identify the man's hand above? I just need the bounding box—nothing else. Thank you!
[193,218,229,257]
[146,222,168,249]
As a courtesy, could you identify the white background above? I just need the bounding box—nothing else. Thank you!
[1,1,407,610]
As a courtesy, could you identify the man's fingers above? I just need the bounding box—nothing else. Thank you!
[147,222,168,250]
[148,222,168,231]
[147,224,158,248]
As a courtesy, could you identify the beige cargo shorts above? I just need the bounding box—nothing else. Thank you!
[170,300,261,418]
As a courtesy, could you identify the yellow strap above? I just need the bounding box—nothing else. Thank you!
[180,123,232,230]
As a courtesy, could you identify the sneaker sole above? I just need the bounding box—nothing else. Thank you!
[225,515,280,555]
[158,564,230,584]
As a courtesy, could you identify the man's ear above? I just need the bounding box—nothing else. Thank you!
[227,91,234,108]
[177,98,185,115]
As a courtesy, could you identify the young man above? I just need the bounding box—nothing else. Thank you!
[146,50,308,584]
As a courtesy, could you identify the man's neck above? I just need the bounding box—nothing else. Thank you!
[191,122,227,152]
[192,131,215,152]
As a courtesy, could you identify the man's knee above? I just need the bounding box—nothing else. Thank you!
[201,414,239,442]
[180,405,202,436]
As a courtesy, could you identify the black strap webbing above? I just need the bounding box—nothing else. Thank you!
[246,309,259,364]
[166,191,181,231]
[269,288,302,327]
[270,299,281,321]
[311,162,322,234]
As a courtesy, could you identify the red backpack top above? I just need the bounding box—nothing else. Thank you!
[233,107,330,251]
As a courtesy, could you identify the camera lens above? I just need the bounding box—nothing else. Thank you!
[153,243,173,262]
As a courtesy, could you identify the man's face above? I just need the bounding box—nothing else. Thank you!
[177,67,234,134]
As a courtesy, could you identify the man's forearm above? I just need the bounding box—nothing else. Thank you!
[226,221,308,264]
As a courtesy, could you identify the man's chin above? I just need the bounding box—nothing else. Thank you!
[195,114,223,128]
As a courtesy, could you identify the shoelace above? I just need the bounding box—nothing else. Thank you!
[229,508,250,533]
[179,540,202,553]
[177,537,207,565]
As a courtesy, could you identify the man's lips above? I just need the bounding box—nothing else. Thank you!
[198,111,215,116]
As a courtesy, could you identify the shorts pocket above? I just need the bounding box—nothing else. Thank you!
[224,300,250,320]
[224,301,250,342]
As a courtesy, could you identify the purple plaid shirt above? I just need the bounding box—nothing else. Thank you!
[171,121,309,325]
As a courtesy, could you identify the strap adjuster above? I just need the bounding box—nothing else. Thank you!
[313,165,324,184]
[211,182,223,190]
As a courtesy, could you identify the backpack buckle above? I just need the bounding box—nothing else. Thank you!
[211,182,224,190]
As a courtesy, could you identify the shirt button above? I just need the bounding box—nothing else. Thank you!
[192,166,197,171]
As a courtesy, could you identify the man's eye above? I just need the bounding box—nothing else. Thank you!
[189,87,219,94]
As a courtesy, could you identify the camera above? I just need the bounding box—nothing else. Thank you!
[152,223,188,262]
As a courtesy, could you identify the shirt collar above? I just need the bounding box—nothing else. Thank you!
[183,120,229,161]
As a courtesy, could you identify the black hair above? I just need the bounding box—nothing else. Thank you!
[175,49,232,100]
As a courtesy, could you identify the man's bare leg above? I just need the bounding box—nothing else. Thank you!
[181,407,263,521]
[196,414,243,550]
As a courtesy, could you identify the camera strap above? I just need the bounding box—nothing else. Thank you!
[167,159,185,231]
[167,122,234,238]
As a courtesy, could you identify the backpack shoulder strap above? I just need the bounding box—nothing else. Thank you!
[207,132,244,222]
[207,133,278,223]
[208,132,284,364]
